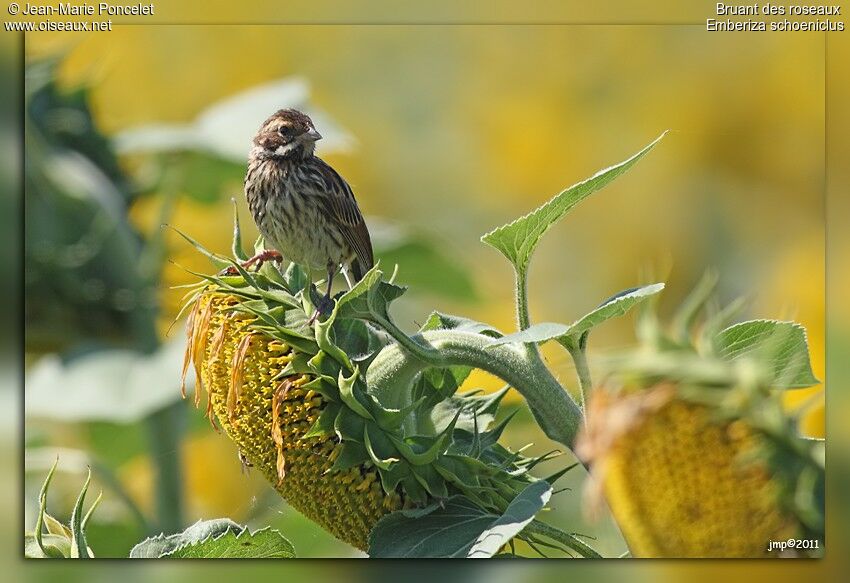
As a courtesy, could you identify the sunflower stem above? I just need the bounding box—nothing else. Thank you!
[563,338,593,416]
[515,267,532,331]
[145,401,185,534]
[367,325,583,449]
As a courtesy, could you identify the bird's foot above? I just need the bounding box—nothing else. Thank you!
[219,250,283,276]
[307,284,335,325]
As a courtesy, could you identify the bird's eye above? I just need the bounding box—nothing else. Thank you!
[277,125,292,137]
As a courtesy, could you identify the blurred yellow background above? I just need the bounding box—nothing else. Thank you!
[29,24,826,379]
[21,23,827,562]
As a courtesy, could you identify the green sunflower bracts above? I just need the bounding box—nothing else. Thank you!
[179,214,588,555]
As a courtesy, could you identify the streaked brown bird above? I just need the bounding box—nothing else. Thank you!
[242,109,373,322]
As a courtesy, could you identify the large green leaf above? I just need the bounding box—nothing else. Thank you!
[716,320,819,389]
[166,528,296,558]
[481,132,666,275]
[368,497,501,558]
[490,323,570,347]
[489,284,664,347]
[467,480,552,558]
[130,518,240,558]
[419,311,502,337]
[368,481,552,558]
[564,283,665,339]
[129,518,295,558]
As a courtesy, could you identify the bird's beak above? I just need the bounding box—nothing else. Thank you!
[304,129,322,142]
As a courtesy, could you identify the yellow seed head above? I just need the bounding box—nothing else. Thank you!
[578,385,796,557]
[185,290,401,550]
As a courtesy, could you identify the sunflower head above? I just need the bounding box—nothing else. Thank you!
[577,277,824,557]
[179,225,555,551]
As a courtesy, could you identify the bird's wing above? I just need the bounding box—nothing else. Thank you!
[310,158,374,273]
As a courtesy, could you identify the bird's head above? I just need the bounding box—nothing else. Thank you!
[252,109,322,159]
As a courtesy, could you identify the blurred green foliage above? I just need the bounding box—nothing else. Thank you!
[25,59,158,354]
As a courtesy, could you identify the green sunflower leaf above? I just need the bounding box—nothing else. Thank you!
[368,480,553,558]
[480,132,666,277]
[130,519,295,558]
[716,319,819,389]
[490,323,570,347]
[489,284,664,348]
[564,283,665,339]
[419,311,502,337]
[165,527,295,558]
[467,480,552,558]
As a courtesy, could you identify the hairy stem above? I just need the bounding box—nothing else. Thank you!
[564,340,593,415]
[368,322,584,449]
[515,268,531,331]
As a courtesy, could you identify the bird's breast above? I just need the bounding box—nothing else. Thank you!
[245,159,350,271]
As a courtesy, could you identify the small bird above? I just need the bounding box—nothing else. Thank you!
[242,109,374,322]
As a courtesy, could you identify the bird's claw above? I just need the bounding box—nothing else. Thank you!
[219,250,283,276]
[307,295,335,326]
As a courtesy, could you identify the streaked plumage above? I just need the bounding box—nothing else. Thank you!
[244,109,373,314]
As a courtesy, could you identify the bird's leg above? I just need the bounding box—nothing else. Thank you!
[342,267,354,290]
[307,262,338,325]
[219,249,283,275]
